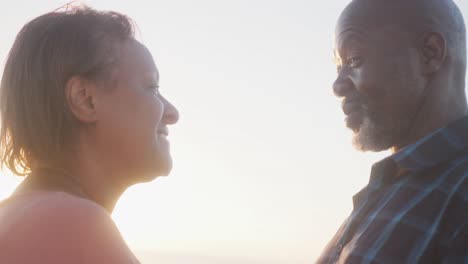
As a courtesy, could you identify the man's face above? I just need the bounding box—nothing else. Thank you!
[333,11,427,152]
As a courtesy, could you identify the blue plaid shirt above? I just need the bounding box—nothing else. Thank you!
[317,116,468,264]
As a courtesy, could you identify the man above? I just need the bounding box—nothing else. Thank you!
[317,0,468,263]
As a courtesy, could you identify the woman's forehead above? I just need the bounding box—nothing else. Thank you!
[116,40,159,81]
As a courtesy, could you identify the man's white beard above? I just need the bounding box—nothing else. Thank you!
[352,115,392,152]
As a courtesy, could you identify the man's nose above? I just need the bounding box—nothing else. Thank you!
[333,73,353,98]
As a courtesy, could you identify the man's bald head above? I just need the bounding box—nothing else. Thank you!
[338,0,466,71]
[333,0,468,152]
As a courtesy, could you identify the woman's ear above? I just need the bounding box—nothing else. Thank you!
[419,32,447,74]
[65,76,98,123]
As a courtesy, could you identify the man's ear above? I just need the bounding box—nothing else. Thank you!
[65,76,98,123]
[419,32,447,74]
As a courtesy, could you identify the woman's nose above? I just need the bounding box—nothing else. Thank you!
[163,98,179,125]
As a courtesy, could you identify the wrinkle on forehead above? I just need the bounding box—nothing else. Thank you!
[337,0,466,44]
[334,28,366,55]
[336,0,467,74]
[336,1,411,37]
[334,2,406,55]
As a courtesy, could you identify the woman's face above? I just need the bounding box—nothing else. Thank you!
[94,40,179,183]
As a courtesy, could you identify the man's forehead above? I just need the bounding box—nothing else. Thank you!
[336,0,411,32]
[334,1,414,49]
[336,2,381,34]
[334,32,365,58]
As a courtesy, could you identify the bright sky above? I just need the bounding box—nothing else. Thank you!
[0,1,467,263]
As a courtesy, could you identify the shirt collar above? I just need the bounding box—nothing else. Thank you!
[353,116,468,208]
[391,115,468,172]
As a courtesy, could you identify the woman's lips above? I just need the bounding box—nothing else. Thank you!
[157,127,169,137]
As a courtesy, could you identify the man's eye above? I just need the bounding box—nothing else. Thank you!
[346,56,362,67]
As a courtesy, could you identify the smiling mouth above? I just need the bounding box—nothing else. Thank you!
[157,127,169,137]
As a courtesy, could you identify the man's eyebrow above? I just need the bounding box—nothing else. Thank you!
[332,49,342,65]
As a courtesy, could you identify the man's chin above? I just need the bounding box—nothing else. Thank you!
[350,118,392,152]
[352,133,375,152]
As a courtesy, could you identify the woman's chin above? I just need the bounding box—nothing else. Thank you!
[139,160,173,182]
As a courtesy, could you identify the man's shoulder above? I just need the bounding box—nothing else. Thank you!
[427,153,468,203]
[441,153,468,191]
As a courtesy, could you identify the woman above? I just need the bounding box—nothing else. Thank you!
[0,5,178,263]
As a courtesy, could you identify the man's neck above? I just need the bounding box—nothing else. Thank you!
[392,98,468,153]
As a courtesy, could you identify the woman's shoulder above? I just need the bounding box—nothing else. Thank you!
[1,190,123,241]
[0,191,139,263]
[1,191,108,225]
[0,191,113,243]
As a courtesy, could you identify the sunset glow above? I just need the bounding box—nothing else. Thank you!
[0,1,467,263]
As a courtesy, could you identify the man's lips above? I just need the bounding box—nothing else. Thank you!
[342,100,363,116]
[342,100,365,132]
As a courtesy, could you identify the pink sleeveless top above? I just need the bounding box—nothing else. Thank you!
[0,191,140,263]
